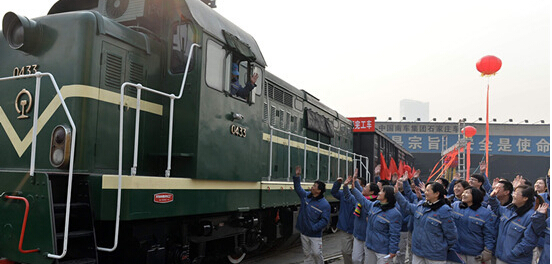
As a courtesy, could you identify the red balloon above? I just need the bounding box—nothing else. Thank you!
[462,126,477,138]
[476,55,502,76]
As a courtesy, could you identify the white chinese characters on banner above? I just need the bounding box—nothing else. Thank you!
[392,136,403,145]
[498,138,512,152]
[516,138,532,153]
[537,139,550,153]
[428,136,440,150]
[408,136,422,150]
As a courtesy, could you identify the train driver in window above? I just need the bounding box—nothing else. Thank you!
[230,62,258,99]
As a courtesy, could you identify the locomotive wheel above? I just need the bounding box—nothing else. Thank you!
[227,252,246,263]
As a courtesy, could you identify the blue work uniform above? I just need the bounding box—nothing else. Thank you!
[489,196,538,264]
[293,175,331,238]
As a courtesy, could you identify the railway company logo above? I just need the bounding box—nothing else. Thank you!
[153,192,174,203]
[15,89,33,119]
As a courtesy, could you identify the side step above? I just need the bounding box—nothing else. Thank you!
[50,177,98,264]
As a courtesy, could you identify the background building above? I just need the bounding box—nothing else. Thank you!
[374,120,550,182]
[400,99,429,122]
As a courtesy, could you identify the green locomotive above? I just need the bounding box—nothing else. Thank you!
[0,0,368,263]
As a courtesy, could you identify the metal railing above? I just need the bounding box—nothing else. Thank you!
[266,126,370,183]
[0,72,77,260]
[97,43,200,252]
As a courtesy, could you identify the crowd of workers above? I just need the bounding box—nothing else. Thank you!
[293,162,550,264]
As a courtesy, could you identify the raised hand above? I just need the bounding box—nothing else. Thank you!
[453,172,461,181]
[537,203,549,214]
[479,161,487,172]
[413,169,421,179]
[414,186,422,200]
[250,72,259,84]
[374,164,381,174]
[490,187,499,197]
[418,182,426,193]
[513,175,523,188]
[401,171,409,181]
[295,166,301,176]
[492,177,500,188]
[344,175,353,186]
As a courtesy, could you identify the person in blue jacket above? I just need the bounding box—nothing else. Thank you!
[394,181,458,264]
[341,169,380,264]
[531,203,549,264]
[533,177,549,263]
[447,179,469,203]
[293,165,331,264]
[489,184,543,264]
[344,174,402,264]
[331,173,358,264]
[450,187,496,264]
[230,62,258,99]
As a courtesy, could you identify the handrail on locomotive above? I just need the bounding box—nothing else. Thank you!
[265,83,370,183]
[266,126,371,182]
[0,72,77,260]
[97,43,201,253]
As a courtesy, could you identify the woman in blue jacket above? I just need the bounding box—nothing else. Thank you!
[344,175,402,264]
[451,187,496,263]
[394,181,458,263]
[489,184,542,264]
[531,203,549,264]
[342,177,380,264]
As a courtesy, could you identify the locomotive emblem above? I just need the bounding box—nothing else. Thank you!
[15,89,32,119]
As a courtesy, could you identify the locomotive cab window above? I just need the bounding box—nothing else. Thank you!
[228,60,262,102]
[171,23,194,74]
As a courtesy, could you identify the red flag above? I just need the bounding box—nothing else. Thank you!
[409,166,415,179]
[404,165,412,179]
[379,153,389,180]
[389,157,398,178]
[398,160,405,177]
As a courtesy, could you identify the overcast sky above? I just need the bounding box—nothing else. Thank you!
[1,0,549,123]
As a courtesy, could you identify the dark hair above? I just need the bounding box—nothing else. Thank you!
[466,187,484,207]
[498,180,513,195]
[471,174,485,183]
[454,179,470,189]
[314,180,326,194]
[379,180,390,186]
[368,183,380,194]
[382,185,397,205]
[358,177,367,187]
[438,178,449,190]
[515,185,535,205]
[428,182,446,200]
[536,177,547,191]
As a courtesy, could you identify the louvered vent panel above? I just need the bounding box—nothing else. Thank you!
[270,106,276,126]
[129,62,144,84]
[283,93,293,107]
[273,88,284,104]
[263,103,268,123]
[105,53,123,90]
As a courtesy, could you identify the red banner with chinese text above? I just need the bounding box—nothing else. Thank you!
[348,117,376,132]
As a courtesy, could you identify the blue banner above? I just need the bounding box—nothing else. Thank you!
[386,134,550,156]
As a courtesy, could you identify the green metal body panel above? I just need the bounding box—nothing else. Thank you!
[0,172,55,264]
[0,1,353,262]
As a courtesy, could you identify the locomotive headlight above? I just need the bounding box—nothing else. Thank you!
[50,125,71,168]
[2,12,41,52]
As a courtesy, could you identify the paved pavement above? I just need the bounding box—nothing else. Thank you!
[242,231,345,264]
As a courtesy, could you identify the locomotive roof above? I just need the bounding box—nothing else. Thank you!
[47,0,266,67]
[265,71,353,127]
[185,0,267,67]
